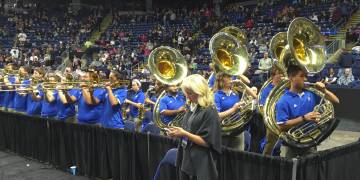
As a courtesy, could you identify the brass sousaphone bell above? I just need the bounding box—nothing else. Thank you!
[148,46,188,131]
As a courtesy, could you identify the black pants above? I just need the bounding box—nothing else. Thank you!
[249,112,266,153]
[179,171,197,180]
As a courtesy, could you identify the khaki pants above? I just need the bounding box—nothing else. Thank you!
[280,145,317,158]
[222,132,245,151]
[66,116,77,124]
[130,117,142,132]
[262,130,278,155]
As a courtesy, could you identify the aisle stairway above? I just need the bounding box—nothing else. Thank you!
[82,12,113,51]
[329,9,360,41]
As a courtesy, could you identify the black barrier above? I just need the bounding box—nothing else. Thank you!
[329,87,360,121]
[0,111,359,180]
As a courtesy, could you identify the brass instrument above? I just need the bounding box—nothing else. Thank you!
[257,32,288,115]
[149,46,188,132]
[263,17,338,149]
[209,26,254,135]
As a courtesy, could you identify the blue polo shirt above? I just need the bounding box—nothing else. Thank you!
[159,93,186,124]
[14,79,30,112]
[259,83,274,106]
[40,90,58,118]
[275,89,321,125]
[56,89,79,121]
[76,88,106,124]
[214,90,242,112]
[26,85,42,115]
[129,90,145,118]
[3,75,16,109]
[100,88,127,128]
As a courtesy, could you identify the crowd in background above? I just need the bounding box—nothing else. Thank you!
[0,0,359,88]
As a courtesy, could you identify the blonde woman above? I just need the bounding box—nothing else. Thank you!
[167,74,221,180]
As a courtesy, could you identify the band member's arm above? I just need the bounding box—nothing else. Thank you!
[82,88,101,105]
[44,90,56,102]
[161,107,185,116]
[233,79,257,99]
[106,86,126,106]
[58,90,77,104]
[315,82,340,104]
[217,102,242,119]
[277,112,320,131]
[4,76,14,89]
[276,101,320,131]
[238,75,250,85]
[145,97,156,105]
[124,99,142,108]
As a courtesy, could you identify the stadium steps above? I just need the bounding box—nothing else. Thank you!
[82,12,113,51]
[329,8,360,40]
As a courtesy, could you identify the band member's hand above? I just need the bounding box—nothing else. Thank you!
[178,106,186,113]
[80,82,87,89]
[124,99,129,104]
[304,111,320,121]
[233,101,245,110]
[167,126,186,138]
[315,82,326,93]
[104,82,112,90]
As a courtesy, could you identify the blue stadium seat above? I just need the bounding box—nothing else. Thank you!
[153,148,178,180]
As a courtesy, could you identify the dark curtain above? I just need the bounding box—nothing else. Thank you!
[220,149,293,180]
[297,141,360,180]
[0,111,360,180]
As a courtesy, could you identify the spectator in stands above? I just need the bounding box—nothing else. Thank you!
[258,52,272,82]
[310,12,319,22]
[324,68,337,84]
[337,68,354,86]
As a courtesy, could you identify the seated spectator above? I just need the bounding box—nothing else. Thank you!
[337,68,355,86]
[324,68,337,84]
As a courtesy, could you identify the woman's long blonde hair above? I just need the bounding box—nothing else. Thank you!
[181,74,214,107]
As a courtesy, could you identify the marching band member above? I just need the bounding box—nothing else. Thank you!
[100,71,128,129]
[213,72,257,150]
[275,65,339,157]
[167,74,221,180]
[26,67,44,116]
[13,66,31,113]
[76,71,106,124]
[3,64,17,111]
[258,66,284,155]
[125,79,145,131]
[31,73,59,118]
[142,80,163,129]
[159,84,186,125]
[56,74,78,122]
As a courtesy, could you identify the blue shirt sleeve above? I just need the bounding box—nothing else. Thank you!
[159,97,168,113]
[312,91,321,105]
[94,89,106,103]
[115,90,127,105]
[275,100,289,125]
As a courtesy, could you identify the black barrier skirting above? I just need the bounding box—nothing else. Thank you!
[0,111,360,180]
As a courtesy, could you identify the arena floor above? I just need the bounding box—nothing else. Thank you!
[0,151,91,180]
[318,119,360,151]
